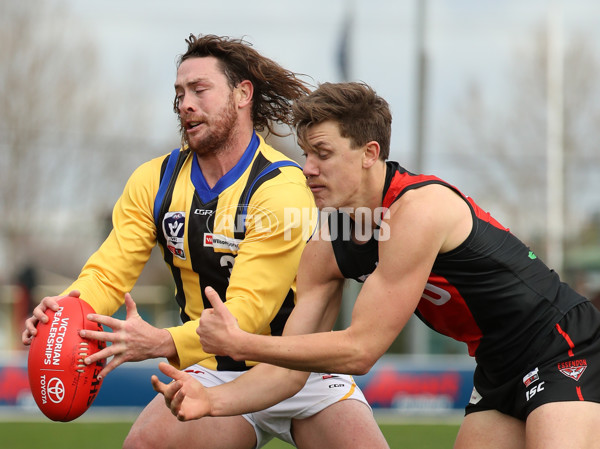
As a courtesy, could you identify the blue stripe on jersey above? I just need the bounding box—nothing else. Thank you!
[191,132,260,204]
[238,160,302,233]
[153,148,181,224]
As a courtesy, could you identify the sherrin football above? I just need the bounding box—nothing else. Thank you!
[27,296,105,421]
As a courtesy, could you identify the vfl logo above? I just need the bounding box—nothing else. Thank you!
[558,359,587,381]
[47,377,65,404]
[162,212,186,260]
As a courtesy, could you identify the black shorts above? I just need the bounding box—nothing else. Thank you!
[465,300,600,421]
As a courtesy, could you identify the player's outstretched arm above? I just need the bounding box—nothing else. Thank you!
[172,234,344,417]
[198,226,348,365]
[152,361,309,420]
[200,191,459,375]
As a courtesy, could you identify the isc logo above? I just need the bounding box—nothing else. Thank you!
[525,381,545,401]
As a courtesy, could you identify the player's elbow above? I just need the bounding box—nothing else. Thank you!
[341,345,378,376]
[348,354,377,376]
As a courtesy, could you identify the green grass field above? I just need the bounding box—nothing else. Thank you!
[0,421,459,448]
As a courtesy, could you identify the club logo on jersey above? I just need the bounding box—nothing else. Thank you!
[162,211,186,260]
[522,367,540,387]
[558,359,587,381]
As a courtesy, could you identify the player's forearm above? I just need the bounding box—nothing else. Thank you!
[233,328,379,376]
[207,364,309,416]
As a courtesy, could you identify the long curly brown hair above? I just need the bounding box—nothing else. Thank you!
[175,34,312,137]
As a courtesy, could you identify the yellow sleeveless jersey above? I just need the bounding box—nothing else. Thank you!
[63,133,317,370]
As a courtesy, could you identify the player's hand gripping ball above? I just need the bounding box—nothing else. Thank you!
[27,296,105,421]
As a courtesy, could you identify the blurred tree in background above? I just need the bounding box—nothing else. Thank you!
[0,0,166,282]
[445,26,600,255]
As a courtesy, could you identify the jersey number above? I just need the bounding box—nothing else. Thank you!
[220,255,235,280]
[421,283,451,306]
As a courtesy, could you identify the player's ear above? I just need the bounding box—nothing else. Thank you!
[362,141,380,168]
[235,80,253,109]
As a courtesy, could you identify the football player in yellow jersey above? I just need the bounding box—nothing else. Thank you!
[22,35,388,448]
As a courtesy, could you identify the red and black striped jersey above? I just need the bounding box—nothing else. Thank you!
[329,161,587,377]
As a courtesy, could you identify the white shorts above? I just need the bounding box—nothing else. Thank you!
[184,365,371,448]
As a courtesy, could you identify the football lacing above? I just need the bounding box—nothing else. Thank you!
[77,341,89,373]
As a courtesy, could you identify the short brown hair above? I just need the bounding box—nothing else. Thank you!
[175,34,311,136]
[293,82,391,160]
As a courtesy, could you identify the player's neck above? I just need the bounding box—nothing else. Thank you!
[360,160,387,211]
[196,126,254,188]
[348,160,387,232]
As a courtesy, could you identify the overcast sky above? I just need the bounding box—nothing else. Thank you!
[63,0,600,167]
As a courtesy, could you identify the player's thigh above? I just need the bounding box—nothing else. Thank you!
[454,410,525,449]
[525,401,600,449]
[123,393,256,449]
[291,399,389,449]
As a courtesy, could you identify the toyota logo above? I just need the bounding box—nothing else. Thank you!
[47,377,65,403]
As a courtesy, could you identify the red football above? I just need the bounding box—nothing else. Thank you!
[27,296,105,421]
